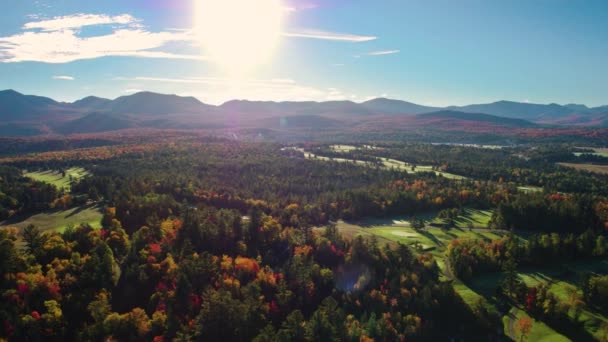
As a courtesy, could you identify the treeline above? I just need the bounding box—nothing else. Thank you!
[446,231,607,281]
[326,143,608,196]
[9,142,606,235]
[490,192,602,233]
[0,166,60,220]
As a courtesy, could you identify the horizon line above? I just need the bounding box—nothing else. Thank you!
[1,88,605,109]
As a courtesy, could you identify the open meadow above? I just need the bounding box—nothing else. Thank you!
[24,167,89,191]
[559,162,608,175]
[0,204,103,233]
[301,146,467,179]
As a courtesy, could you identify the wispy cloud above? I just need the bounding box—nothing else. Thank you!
[0,14,198,63]
[283,29,376,42]
[23,13,140,31]
[366,50,400,56]
[283,3,319,12]
[53,76,75,81]
[52,75,74,80]
[0,13,377,64]
[123,76,298,88]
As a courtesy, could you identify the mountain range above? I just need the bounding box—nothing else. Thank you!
[0,89,607,136]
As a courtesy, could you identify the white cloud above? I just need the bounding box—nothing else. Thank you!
[52,75,74,80]
[0,14,198,63]
[283,29,376,42]
[0,13,377,64]
[124,88,142,94]
[23,13,140,31]
[285,3,319,12]
[366,50,400,56]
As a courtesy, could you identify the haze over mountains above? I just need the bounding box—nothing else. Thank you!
[0,89,607,136]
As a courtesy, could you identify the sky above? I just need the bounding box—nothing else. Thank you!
[0,0,607,107]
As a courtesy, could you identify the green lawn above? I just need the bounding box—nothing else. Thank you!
[517,186,544,193]
[379,157,466,179]
[330,219,503,261]
[24,167,89,191]
[297,147,467,179]
[429,208,494,229]
[330,144,358,152]
[573,148,608,158]
[503,308,569,342]
[0,205,103,234]
[468,261,608,339]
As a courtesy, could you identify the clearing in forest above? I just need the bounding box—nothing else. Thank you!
[0,204,103,234]
[24,167,89,191]
[558,162,608,175]
[429,208,494,229]
[469,260,608,339]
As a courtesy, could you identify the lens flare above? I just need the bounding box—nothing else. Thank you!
[194,0,285,74]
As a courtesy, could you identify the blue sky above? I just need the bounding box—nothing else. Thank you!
[0,0,607,106]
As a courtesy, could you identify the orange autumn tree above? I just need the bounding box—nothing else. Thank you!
[515,316,533,342]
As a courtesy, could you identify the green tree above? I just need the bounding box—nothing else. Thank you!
[501,256,521,297]
[22,224,45,257]
[277,310,306,342]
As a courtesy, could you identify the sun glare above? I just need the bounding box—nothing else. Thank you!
[195,0,285,73]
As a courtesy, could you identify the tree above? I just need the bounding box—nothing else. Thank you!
[22,224,44,256]
[411,217,425,230]
[515,316,533,342]
[324,222,339,242]
[278,310,306,341]
[247,208,262,256]
[0,228,21,280]
[195,289,262,341]
[595,321,608,342]
[501,256,521,297]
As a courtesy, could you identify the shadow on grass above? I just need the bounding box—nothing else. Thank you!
[64,203,101,218]
[465,267,603,342]
[417,229,445,247]
[0,203,103,229]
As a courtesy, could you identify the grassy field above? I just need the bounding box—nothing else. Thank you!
[558,162,608,175]
[354,208,494,229]
[517,185,544,193]
[468,260,608,339]
[24,167,89,191]
[0,204,103,234]
[298,147,467,179]
[574,147,608,158]
[429,208,494,229]
[379,157,466,179]
[329,219,503,261]
[330,144,358,152]
[503,308,569,342]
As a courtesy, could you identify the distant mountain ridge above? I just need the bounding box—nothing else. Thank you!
[0,89,606,136]
[417,110,537,127]
[362,98,440,115]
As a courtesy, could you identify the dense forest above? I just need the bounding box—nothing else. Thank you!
[0,138,607,341]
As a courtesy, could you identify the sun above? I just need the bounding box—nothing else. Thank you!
[194,0,285,73]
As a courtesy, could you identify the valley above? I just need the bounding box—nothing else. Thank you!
[1,1,606,341]
[1,136,607,340]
